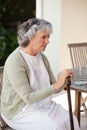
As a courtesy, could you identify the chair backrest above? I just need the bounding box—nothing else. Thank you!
[68,43,87,67]
[0,66,4,113]
[0,67,4,96]
[68,43,87,81]
[0,66,7,128]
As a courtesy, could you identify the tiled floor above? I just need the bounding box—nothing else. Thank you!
[52,90,87,130]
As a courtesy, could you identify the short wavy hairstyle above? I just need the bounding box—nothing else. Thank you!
[17,18,53,47]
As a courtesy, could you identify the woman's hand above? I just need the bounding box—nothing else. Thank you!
[54,69,73,91]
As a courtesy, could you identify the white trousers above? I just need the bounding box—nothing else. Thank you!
[2,104,80,130]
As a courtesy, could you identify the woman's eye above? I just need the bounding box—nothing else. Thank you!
[42,36,50,39]
[42,36,46,39]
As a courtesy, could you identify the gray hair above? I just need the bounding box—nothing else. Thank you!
[17,18,53,47]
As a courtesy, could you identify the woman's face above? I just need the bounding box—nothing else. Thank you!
[28,30,51,55]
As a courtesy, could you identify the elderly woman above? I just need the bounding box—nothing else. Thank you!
[1,18,80,130]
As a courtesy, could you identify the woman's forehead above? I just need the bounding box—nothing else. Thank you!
[36,29,50,35]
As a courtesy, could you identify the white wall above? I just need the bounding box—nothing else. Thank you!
[36,0,61,77]
[60,0,87,70]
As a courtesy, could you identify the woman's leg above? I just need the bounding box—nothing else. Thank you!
[2,110,57,130]
[50,104,80,130]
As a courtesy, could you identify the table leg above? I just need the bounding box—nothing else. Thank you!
[74,90,81,126]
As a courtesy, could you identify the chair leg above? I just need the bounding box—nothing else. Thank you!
[80,96,87,116]
[82,104,87,116]
[0,126,4,130]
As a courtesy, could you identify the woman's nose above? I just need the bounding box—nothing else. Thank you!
[45,38,49,44]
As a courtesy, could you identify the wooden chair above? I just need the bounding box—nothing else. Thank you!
[68,43,87,116]
[0,66,13,130]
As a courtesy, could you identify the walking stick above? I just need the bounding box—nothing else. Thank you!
[65,77,74,130]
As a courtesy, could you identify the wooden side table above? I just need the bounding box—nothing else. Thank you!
[70,83,87,126]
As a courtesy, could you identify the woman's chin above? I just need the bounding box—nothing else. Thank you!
[42,48,46,52]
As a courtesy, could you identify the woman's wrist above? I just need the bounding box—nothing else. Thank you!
[53,82,64,92]
[53,82,60,91]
